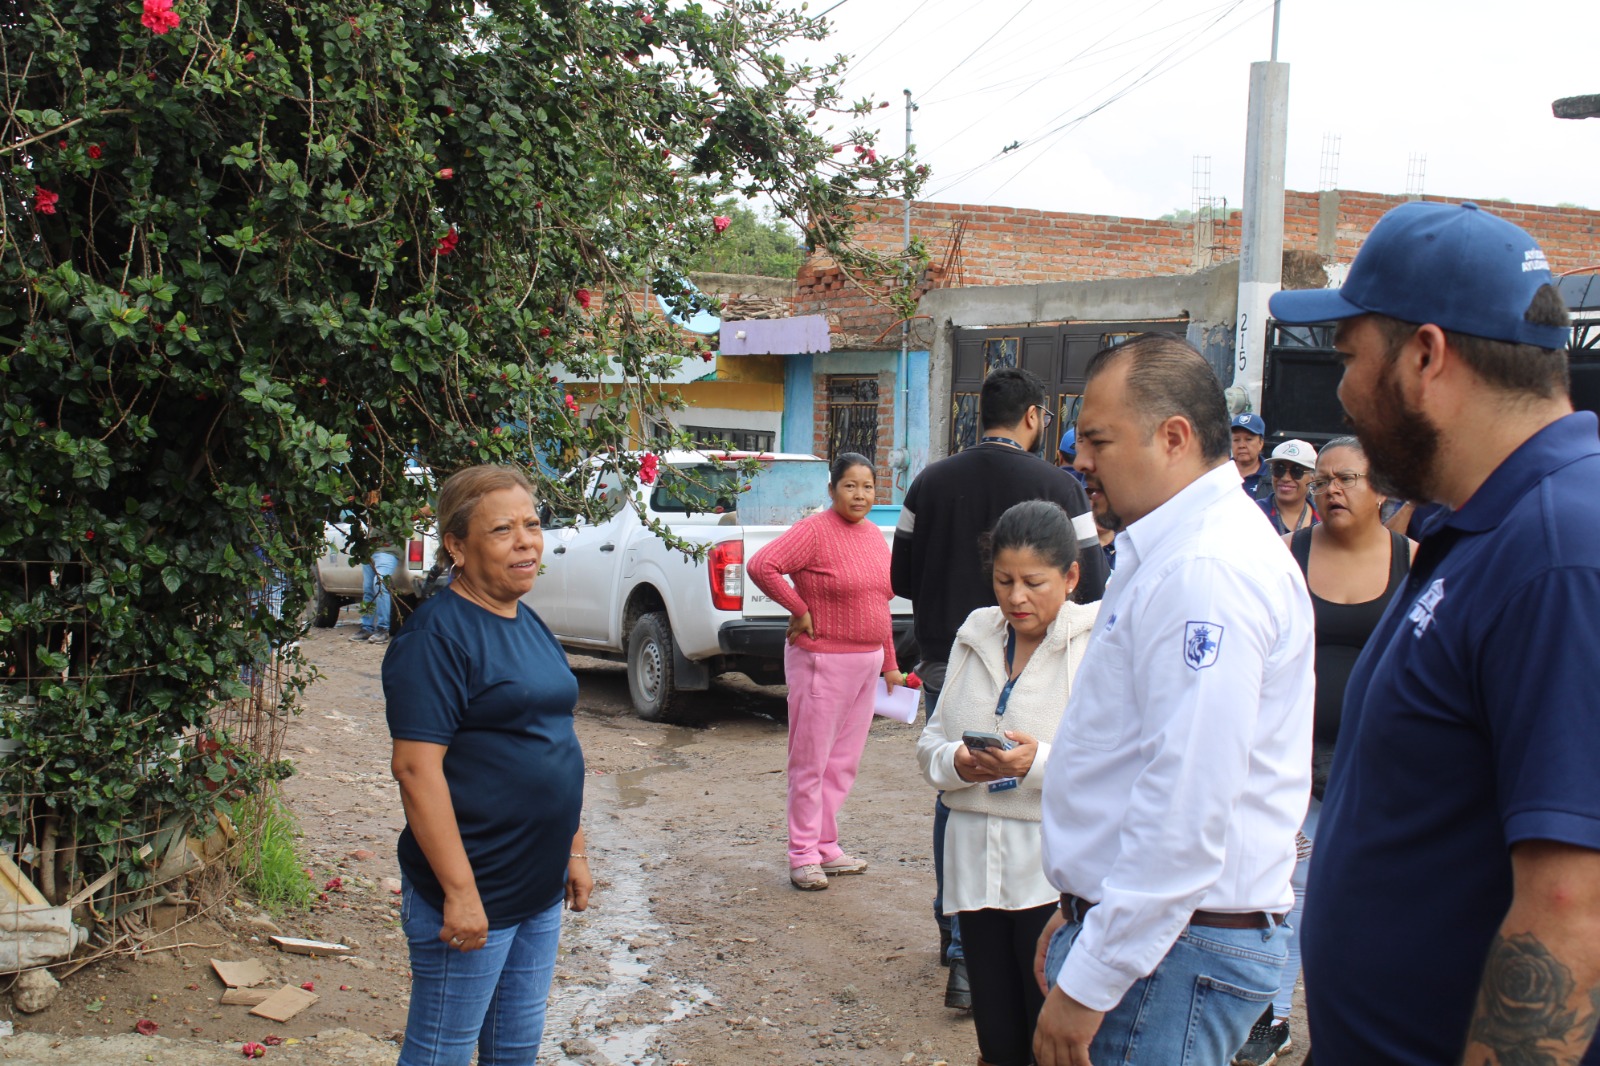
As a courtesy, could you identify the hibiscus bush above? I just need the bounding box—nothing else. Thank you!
[0,0,918,905]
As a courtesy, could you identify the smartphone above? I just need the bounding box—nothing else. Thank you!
[962,730,1014,752]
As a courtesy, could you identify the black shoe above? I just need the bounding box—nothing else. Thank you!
[944,957,971,1010]
[939,925,952,966]
[1233,1006,1291,1066]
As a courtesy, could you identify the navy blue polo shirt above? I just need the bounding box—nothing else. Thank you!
[1303,412,1600,1065]
[384,590,583,927]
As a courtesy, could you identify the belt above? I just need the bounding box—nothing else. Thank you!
[1060,893,1287,930]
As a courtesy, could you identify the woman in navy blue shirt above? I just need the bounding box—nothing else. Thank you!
[384,465,591,1065]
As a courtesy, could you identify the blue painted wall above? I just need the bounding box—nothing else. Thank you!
[781,353,814,455]
[779,350,931,504]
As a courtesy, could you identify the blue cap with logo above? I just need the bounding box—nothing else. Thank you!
[1268,201,1569,350]
[1230,413,1266,437]
[1058,426,1077,458]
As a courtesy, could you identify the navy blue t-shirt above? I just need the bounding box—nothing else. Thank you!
[383,589,583,927]
[1304,412,1600,1065]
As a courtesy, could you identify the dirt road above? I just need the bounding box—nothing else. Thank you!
[2,620,1307,1065]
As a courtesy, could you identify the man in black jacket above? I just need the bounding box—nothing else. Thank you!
[892,366,1107,1010]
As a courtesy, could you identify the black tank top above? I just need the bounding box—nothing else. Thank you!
[1291,527,1410,797]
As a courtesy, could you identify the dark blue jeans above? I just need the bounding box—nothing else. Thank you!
[922,662,962,963]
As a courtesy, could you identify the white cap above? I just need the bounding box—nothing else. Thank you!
[1269,439,1318,470]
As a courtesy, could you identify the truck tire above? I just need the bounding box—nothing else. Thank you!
[311,577,344,628]
[627,612,683,722]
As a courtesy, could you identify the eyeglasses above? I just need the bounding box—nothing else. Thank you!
[1308,471,1369,495]
[1034,404,1056,429]
[1269,461,1309,480]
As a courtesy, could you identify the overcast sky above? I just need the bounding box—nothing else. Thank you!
[791,0,1600,221]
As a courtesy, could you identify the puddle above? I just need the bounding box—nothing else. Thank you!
[605,724,696,810]
[544,735,714,1065]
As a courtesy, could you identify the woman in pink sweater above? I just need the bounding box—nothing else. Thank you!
[747,453,908,891]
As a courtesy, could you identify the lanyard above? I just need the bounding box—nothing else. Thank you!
[995,628,1019,719]
[979,435,1024,451]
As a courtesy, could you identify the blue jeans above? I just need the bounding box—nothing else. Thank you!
[1273,796,1320,1017]
[362,551,400,632]
[1045,911,1285,1066]
[921,662,962,963]
[398,881,563,1066]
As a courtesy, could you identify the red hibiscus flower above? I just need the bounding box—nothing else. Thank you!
[539,326,551,337]
[33,187,59,215]
[700,350,713,362]
[135,1019,159,1036]
[435,227,459,256]
[712,215,731,234]
[300,981,315,991]
[88,144,103,160]
[639,452,660,485]
[141,0,181,35]
[323,877,342,892]
[640,11,653,23]
[262,1035,284,1046]
[574,288,592,310]
[864,149,878,164]
[241,1043,266,1058]
[436,168,454,180]
[564,394,579,415]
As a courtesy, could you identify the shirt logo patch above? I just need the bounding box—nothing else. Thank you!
[1183,621,1224,670]
[1409,578,1446,637]
[1103,613,1117,632]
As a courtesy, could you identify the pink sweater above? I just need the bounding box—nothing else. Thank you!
[746,508,898,672]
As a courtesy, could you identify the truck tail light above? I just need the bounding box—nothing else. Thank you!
[709,540,744,612]
[408,539,424,569]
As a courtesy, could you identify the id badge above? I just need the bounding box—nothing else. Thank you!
[987,777,1019,793]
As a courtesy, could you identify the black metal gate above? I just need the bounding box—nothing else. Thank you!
[950,321,1188,454]
[827,375,880,462]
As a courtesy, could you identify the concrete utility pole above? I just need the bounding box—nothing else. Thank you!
[1232,1,1289,413]
[1553,95,1600,119]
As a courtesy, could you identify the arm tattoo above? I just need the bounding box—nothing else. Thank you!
[1468,932,1600,1066]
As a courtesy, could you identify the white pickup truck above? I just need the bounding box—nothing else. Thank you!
[525,451,916,720]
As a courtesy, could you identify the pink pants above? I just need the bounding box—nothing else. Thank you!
[783,644,883,868]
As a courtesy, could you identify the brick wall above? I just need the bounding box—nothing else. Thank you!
[796,190,1600,349]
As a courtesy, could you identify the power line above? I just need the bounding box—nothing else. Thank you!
[920,0,1040,99]
[848,0,946,73]
[983,0,1271,201]
[815,0,853,16]
[918,0,1271,202]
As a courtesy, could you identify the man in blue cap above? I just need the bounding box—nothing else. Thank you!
[1269,201,1600,1066]
[1056,426,1087,485]
[1230,412,1273,502]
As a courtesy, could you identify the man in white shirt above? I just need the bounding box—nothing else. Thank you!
[1033,334,1314,1066]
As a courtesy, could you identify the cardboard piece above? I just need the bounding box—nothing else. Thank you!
[220,988,274,1006]
[0,855,48,907]
[248,984,318,1023]
[210,957,270,989]
[269,935,349,956]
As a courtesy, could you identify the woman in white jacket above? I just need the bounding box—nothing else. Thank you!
[918,500,1099,1066]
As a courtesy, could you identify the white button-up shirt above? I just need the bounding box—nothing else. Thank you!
[1040,460,1314,1012]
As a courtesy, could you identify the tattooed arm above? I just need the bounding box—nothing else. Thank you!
[1461,841,1600,1066]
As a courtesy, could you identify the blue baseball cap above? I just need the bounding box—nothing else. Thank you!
[1268,201,1569,350]
[1230,413,1266,437]
[1058,427,1076,457]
